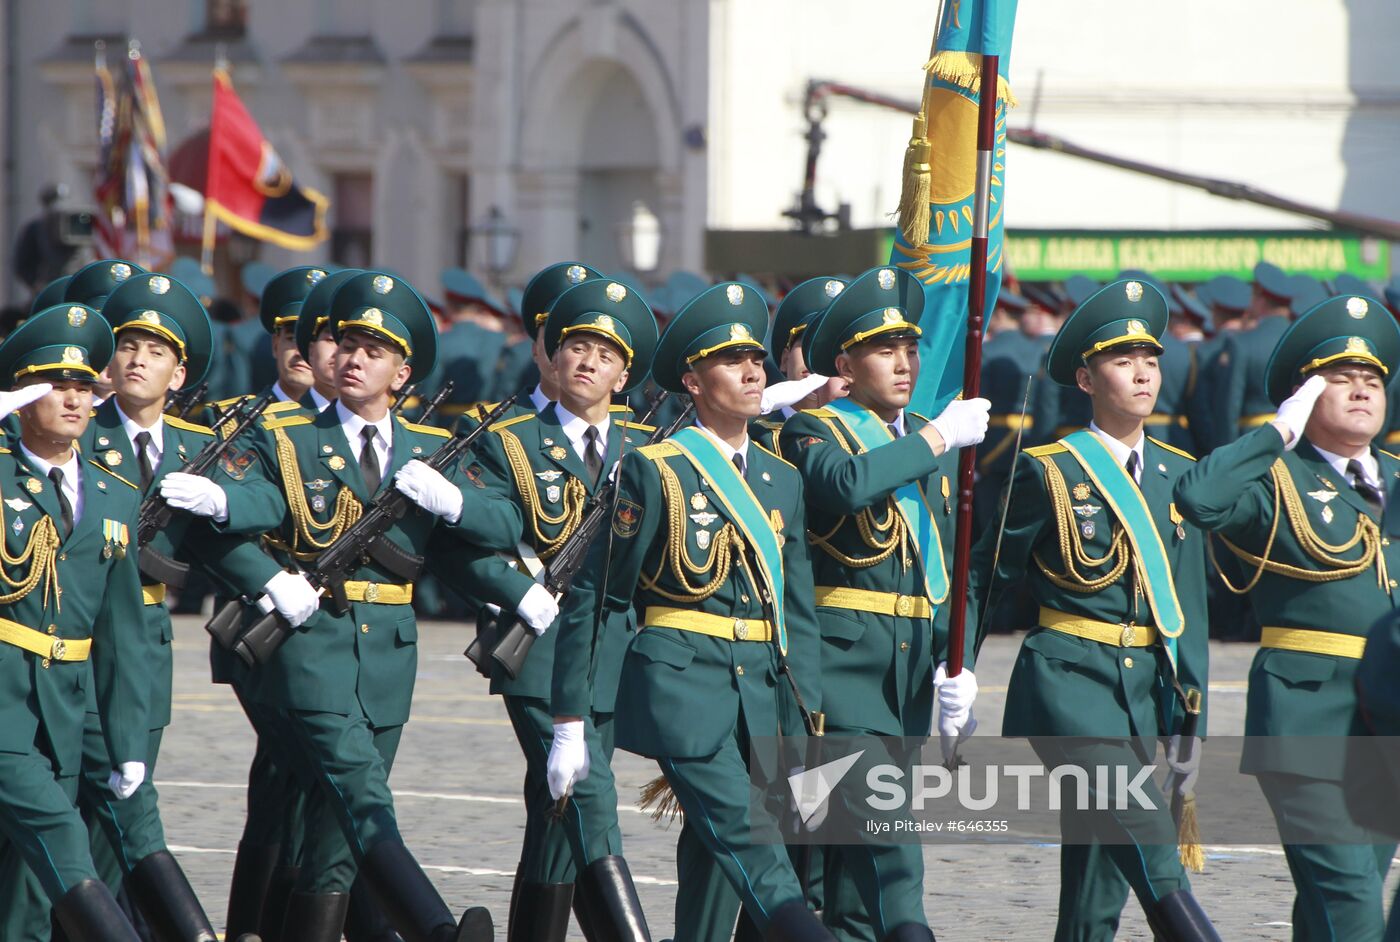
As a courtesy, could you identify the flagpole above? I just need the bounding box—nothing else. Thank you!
[944,52,1000,678]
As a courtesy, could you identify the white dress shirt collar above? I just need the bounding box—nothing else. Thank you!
[1089,421,1146,482]
[114,400,164,459]
[694,421,751,474]
[19,444,84,525]
[271,381,297,403]
[553,403,611,465]
[530,384,551,413]
[1311,443,1380,490]
[336,401,394,462]
[308,387,332,412]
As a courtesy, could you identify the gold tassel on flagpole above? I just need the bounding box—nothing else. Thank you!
[1178,795,1205,872]
[638,774,684,823]
[896,30,942,250]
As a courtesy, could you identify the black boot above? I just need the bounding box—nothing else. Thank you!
[510,882,573,942]
[125,850,218,942]
[763,900,834,942]
[572,856,651,942]
[53,878,143,942]
[279,892,350,942]
[359,838,493,942]
[344,873,405,942]
[225,842,280,942]
[1145,890,1223,942]
[882,924,936,942]
[258,865,300,942]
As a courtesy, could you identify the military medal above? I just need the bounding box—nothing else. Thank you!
[690,493,707,510]
[1170,503,1186,541]
[328,456,346,470]
[536,470,564,483]
[102,543,112,559]
[1072,503,1100,518]
[25,479,41,494]
[1072,482,1091,501]
[941,476,951,514]
[306,479,332,491]
[689,511,719,527]
[549,446,568,460]
[104,450,122,466]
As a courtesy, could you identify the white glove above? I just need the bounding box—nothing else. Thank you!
[1164,734,1202,800]
[761,374,830,415]
[546,720,591,801]
[108,761,146,800]
[394,460,464,523]
[262,571,321,627]
[0,383,52,420]
[934,662,979,764]
[159,472,229,521]
[930,397,992,451]
[517,584,560,636]
[1272,374,1327,451]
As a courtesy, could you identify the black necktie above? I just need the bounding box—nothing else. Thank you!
[732,453,746,480]
[48,468,72,540]
[1125,451,1140,483]
[134,431,155,492]
[583,426,603,486]
[887,422,901,440]
[359,426,381,493]
[1348,459,1384,513]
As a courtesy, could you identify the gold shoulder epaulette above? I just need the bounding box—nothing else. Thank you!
[753,441,796,471]
[264,400,302,415]
[264,415,313,431]
[492,413,536,431]
[1024,443,1066,458]
[618,420,656,433]
[909,411,930,423]
[212,395,250,410]
[88,460,138,489]
[609,404,631,413]
[801,407,835,419]
[398,418,451,439]
[164,415,215,436]
[1380,448,1399,461]
[1148,437,1196,462]
[0,446,11,455]
[639,442,681,460]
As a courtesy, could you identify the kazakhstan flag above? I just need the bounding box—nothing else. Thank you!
[895,0,1019,418]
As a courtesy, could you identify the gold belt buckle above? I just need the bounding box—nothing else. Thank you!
[895,595,914,617]
[364,582,380,603]
[50,638,67,660]
[1119,623,1137,647]
[734,619,749,641]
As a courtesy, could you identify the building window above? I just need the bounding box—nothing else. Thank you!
[451,173,470,267]
[331,172,373,268]
[205,0,248,37]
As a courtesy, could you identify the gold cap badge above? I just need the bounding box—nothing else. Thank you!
[825,280,845,298]
[61,346,84,364]
[1126,319,1147,335]
[1346,336,1369,354]
[1347,297,1368,319]
[566,265,588,284]
[67,307,87,327]
[139,310,162,326]
[110,262,132,281]
[148,275,170,295]
[730,323,753,341]
[882,308,903,325]
[595,315,615,333]
[308,269,327,285]
[372,275,394,295]
[605,283,627,303]
[1125,281,1144,302]
[726,285,745,306]
[877,269,896,290]
[361,308,384,326]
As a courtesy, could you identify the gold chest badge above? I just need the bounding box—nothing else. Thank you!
[328,456,346,471]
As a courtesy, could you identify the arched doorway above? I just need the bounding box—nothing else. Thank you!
[575,66,661,274]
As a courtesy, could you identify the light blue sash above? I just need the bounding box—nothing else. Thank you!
[825,399,949,604]
[668,427,788,654]
[1060,429,1185,668]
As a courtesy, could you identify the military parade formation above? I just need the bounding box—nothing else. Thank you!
[0,251,1399,942]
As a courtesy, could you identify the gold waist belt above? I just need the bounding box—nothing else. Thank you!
[645,607,773,642]
[1260,626,1366,659]
[0,617,91,665]
[815,586,932,619]
[1239,413,1276,429]
[142,584,166,606]
[1040,606,1158,648]
[343,581,413,605]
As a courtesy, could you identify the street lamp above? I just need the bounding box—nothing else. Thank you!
[474,206,520,288]
[618,200,663,277]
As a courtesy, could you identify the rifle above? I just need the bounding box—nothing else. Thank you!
[415,381,454,424]
[136,389,276,588]
[390,383,418,415]
[488,394,694,679]
[217,394,520,666]
[167,381,208,419]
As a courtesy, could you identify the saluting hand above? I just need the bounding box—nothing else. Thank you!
[0,382,52,420]
[1271,374,1327,450]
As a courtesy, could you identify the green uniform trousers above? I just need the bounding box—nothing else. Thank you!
[1257,772,1394,942]
[282,705,404,894]
[1033,738,1189,942]
[79,722,166,885]
[235,689,309,869]
[502,696,623,883]
[657,724,808,934]
[0,737,99,941]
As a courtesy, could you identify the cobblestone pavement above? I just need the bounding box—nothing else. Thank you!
[156,618,1397,940]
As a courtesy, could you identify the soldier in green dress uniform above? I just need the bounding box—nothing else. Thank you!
[458,278,658,942]
[547,282,833,940]
[1218,262,1295,443]
[430,269,514,424]
[164,271,522,942]
[0,305,148,941]
[967,279,1219,941]
[1174,293,1400,942]
[780,265,990,942]
[748,277,850,453]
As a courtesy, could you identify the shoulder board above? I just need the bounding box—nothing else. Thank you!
[1147,436,1196,462]
[609,404,631,413]
[639,442,681,460]
[618,420,656,433]
[264,415,313,431]
[0,447,11,455]
[909,411,930,423]
[492,413,536,431]
[753,441,797,471]
[212,395,248,410]
[1380,448,1399,461]
[1024,443,1067,458]
[88,460,138,489]
[801,407,835,419]
[397,419,451,439]
[264,401,302,415]
[164,415,215,437]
